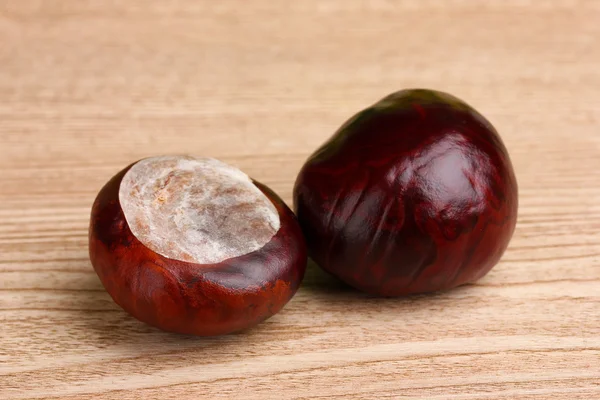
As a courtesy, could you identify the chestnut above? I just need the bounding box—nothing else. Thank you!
[89,155,307,336]
[294,89,518,296]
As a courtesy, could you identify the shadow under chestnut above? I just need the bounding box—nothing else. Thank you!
[300,257,477,304]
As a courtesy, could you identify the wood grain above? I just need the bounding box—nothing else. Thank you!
[1,1,599,399]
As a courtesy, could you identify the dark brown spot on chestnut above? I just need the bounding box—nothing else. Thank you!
[294,89,518,296]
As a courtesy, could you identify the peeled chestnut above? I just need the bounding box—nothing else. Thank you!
[89,155,307,336]
[294,89,518,296]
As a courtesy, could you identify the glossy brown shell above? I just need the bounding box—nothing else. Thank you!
[294,89,518,296]
[89,164,307,336]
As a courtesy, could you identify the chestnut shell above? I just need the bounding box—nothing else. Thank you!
[89,164,307,336]
[294,89,518,296]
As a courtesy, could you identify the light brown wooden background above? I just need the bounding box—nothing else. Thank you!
[1,1,599,399]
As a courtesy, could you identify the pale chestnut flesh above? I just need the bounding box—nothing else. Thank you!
[294,89,518,296]
[89,156,307,336]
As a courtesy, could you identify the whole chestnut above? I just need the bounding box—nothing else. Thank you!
[89,155,307,336]
[294,89,518,296]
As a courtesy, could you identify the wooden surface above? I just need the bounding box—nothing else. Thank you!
[1,1,599,399]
